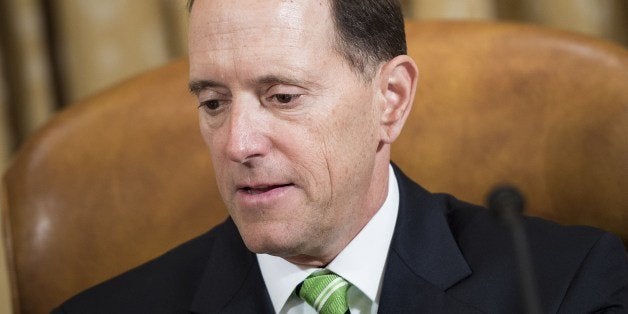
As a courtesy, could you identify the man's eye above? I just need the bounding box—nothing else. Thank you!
[272,94,300,104]
[200,99,221,110]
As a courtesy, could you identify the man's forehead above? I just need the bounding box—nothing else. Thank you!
[189,0,330,28]
[189,0,335,59]
[190,0,332,44]
[188,0,342,89]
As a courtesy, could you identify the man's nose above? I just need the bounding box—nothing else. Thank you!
[224,100,270,164]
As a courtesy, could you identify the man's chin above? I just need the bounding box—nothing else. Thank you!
[241,230,311,258]
[233,217,298,247]
[238,226,289,250]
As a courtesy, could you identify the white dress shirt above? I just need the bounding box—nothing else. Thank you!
[257,165,400,314]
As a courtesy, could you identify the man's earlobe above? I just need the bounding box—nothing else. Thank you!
[379,55,419,144]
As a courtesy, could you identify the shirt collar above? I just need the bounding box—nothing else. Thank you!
[257,164,400,312]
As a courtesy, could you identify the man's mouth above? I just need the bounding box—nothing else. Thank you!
[240,184,293,195]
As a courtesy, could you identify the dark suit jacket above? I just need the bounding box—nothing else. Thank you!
[53,166,628,313]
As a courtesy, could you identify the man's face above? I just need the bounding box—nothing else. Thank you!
[188,0,389,264]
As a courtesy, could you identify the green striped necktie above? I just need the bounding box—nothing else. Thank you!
[295,269,351,314]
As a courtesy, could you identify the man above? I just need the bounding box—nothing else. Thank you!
[54,0,627,313]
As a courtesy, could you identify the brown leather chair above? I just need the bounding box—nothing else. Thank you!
[3,21,627,313]
[394,21,628,244]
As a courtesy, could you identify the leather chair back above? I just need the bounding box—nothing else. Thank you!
[394,21,627,243]
[2,59,226,313]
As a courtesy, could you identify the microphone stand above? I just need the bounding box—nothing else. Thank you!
[488,186,542,314]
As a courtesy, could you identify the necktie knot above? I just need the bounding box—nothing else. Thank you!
[296,269,351,314]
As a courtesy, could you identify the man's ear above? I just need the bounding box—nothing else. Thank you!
[377,55,419,144]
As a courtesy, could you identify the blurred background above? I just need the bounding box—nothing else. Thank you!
[0,0,626,312]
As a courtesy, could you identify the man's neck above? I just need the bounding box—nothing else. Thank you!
[283,159,391,266]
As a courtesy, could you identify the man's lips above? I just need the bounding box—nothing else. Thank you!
[234,182,295,207]
[237,183,294,195]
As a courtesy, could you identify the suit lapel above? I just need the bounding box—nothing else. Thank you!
[378,166,478,313]
[190,219,274,314]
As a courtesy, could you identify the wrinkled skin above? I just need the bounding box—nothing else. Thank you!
[188,0,417,266]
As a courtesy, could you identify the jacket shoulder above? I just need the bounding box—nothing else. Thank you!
[442,195,628,312]
[53,220,232,314]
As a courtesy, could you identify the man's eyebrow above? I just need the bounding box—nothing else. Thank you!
[188,80,226,96]
[188,75,322,95]
[256,74,321,90]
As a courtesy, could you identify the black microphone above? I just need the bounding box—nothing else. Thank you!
[487,185,541,314]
